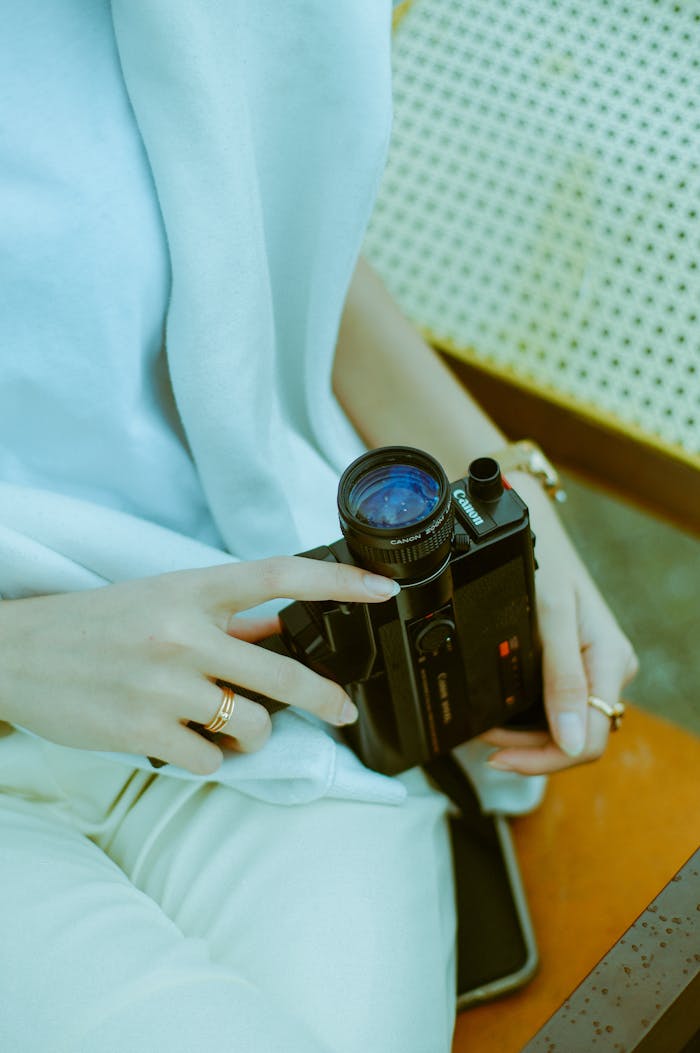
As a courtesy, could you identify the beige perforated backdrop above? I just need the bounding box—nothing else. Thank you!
[367,0,700,463]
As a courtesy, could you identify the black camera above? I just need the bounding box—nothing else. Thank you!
[248,445,545,776]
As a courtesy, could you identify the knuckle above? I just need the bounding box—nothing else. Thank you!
[140,662,179,701]
[142,612,190,658]
[147,637,190,666]
[537,592,572,623]
[610,625,635,657]
[602,629,639,682]
[625,642,640,678]
[259,556,293,596]
[548,673,588,705]
[333,560,355,594]
[270,656,304,701]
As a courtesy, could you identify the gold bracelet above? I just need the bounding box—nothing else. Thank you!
[488,439,567,503]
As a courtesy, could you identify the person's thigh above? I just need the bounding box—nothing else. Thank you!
[107,767,457,1053]
[0,793,334,1053]
[0,730,456,1053]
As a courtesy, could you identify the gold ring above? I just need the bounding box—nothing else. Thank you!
[204,684,236,734]
[587,694,625,731]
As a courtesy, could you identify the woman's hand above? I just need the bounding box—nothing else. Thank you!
[0,557,399,775]
[482,473,639,775]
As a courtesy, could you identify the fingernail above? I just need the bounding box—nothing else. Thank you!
[339,700,358,725]
[363,574,400,598]
[556,712,586,757]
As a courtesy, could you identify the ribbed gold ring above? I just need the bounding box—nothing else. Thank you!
[587,694,625,731]
[204,684,236,734]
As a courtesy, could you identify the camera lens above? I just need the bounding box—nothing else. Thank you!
[338,447,453,583]
[346,464,441,529]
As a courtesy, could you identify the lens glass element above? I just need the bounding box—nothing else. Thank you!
[346,464,440,529]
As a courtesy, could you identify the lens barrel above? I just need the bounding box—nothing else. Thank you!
[337,446,453,583]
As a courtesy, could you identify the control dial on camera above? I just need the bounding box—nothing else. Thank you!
[415,618,455,655]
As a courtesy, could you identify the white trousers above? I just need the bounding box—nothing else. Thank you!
[0,729,456,1053]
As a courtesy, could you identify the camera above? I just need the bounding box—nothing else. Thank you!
[247,445,546,776]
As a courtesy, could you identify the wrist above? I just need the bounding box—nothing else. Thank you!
[506,466,584,572]
[488,439,567,505]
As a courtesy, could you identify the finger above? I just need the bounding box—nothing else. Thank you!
[200,556,400,615]
[483,695,613,777]
[581,629,637,712]
[539,592,589,759]
[195,682,273,754]
[579,631,637,757]
[216,711,271,754]
[487,738,596,776]
[155,723,223,776]
[479,727,551,749]
[226,614,282,642]
[485,690,622,774]
[482,726,577,775]
[194,630,357,727]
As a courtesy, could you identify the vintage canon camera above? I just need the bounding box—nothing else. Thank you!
[248,445,545,776]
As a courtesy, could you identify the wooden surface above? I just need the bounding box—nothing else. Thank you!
[452,706,700,1053]
[522,849,700,1052]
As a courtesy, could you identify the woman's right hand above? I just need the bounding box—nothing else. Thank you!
[0,557,400,774]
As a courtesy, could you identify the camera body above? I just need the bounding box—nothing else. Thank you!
[255,446,545,776]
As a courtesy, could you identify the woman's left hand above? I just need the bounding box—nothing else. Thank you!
[482,472,639,775]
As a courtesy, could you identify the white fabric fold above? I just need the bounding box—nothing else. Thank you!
[1,2,401,806]
[98,709,407,807]
[1,2,540,814]
[108,0,393,560]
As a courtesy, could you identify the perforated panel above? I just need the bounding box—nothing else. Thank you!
[365,0,700,460]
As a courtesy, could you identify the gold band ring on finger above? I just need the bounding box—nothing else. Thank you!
[587,694,625,731]
[204,684,236,734]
